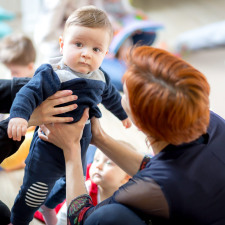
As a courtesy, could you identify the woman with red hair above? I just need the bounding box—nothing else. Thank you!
[7,46,225,224]
[122,46,210,146]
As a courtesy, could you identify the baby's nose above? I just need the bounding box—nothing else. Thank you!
[81,48,92,58]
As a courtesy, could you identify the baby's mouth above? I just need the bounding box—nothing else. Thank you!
[79,61,89,66]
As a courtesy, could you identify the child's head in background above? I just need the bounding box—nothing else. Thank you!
[89,149,130,194]
[59,5,113,74]
[0,33,36,78]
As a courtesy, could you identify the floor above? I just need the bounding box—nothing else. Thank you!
[0,1,225,224]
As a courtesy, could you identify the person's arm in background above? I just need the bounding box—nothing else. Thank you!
[0,77,30,113]
[0,78,77,163]
[0,78,30,162]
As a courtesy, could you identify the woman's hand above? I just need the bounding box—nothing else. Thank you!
[90,117,105,148]
[38,108,89,153]
[28,90,78,126]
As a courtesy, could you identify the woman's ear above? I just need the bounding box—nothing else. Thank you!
[59,36,64,54]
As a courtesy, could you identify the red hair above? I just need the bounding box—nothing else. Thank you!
[123,46,210,145]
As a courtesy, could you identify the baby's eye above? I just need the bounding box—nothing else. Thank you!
[93,158,99,163]
[75,42,83,47]
[106,160,112,165]
[93,47,101,52]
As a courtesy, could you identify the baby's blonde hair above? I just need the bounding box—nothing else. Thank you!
[64,5,113,43]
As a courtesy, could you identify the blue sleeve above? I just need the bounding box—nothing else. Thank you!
[9,64,61,121]
[100,69,127,121]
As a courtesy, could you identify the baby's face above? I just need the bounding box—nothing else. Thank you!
[60,26,110,74]
[89,149,128,190]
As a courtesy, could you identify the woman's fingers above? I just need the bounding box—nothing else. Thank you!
[51,94,78,107]
[52,103,78,115]
[90,117,106,147]
[39,124,48,135]
[38,127,48,141]
[37,108,90,151]
[45,116,73,124]
[47,90,73,100]
[29,91,78,126]
[79,108,89,126]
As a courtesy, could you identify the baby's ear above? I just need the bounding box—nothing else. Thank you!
[59,36,64,53]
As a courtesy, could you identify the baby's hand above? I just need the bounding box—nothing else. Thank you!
[8,118,28,141]
[122,118,132,129]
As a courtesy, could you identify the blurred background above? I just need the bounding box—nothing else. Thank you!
[0,0,225,224]
[0,0,224,117]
